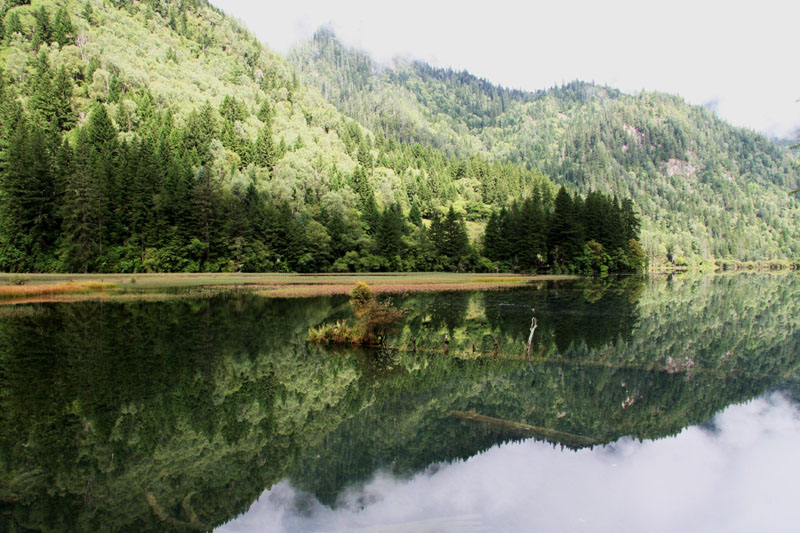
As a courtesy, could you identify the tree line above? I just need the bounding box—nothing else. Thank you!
[484,186,645,273]
[0,77,643,272]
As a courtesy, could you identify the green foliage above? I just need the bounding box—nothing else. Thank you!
[0,0,565,273]
[350,281,375,307]
[311,282,406,345]
[1,1,790,273]
[483,186,644,272]
[307,319,357,344]
[290,32,800,266]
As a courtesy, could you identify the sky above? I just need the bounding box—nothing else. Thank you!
[208,1,800,138]
[218,394,800,532]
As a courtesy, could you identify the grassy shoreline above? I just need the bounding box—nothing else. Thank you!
[0,273,578,305]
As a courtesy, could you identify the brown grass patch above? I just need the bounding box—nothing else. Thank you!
[0,282,116,299]
[0,273,578,305]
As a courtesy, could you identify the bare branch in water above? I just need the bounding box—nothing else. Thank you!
[525,308,538,360]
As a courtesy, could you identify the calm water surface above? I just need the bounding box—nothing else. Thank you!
[1,274,799,532]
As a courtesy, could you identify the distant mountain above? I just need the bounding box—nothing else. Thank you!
[290,29,800,265]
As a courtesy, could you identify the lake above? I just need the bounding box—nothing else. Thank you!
[1,274,799,532]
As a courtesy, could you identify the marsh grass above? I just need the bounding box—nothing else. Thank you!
[0,282,116,299]
[0,273,570,305]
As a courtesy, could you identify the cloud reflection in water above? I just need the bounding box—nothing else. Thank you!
[219,393,800,533]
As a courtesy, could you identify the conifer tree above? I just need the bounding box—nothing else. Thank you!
[548,186,584,267]
[53,6,74,47]
[0,119,58,270]
[59,130,99,272]
[86,104,120,258]
[5,12,22,41]
[255,124,276,170]
[375,203,406,263]
[408,200,422,227]
[443,206,469,263]
[32,6,52,50]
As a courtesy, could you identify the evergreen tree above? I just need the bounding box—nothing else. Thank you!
[254,124,275,170]
[59,130,99,272]
[483,209,503,261]
[516,195,547,269]
[190,166,221,270]
[375,203,407,266]
[52,66,76,131]
[548,186,584,267]
[257,99,273,123]
[53,6,74,47]
[32,6,52,50]
[5,11,22,41]
[0,119,58,270]
[621,198,641,242]
[86,104,120,259]
[408,200,422,227]
[442,206,469,265]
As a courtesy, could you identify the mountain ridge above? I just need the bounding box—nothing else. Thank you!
[289,28,800,265]
[0,1,795,272]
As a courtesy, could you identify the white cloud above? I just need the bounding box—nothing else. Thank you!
[218,394,800,533]
[211,0,800,136]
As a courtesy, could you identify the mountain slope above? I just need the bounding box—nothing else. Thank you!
[0,0,555,273]
[289,29,800,265]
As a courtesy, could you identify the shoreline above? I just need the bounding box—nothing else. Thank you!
[0,273,580,306]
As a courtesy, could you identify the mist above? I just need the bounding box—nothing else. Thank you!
[210,0,800,137]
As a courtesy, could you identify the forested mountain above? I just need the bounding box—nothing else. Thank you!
[290,29,800,266]
[0,0,595,273]
[0,1,793,272]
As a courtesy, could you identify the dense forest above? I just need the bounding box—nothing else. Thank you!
[0,1,795,272]
[290,29,800,266]
[0,0,648,273]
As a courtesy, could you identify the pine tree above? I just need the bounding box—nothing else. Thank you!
[621,198,640,242]
[483,209,502,260]
[86,104,120,259]
[254,124,275,170]
[548,186,584,267]
[32,6,52,50]
[443,206,469,264]
[257,99,273,123]
[375,203,406,264]
[52,66,76,131]
[59,130,99,272]
[0,119,58,270]
[28,52,59,133]
[5,11,22,41]
[408,200,422,227]
[53,6,74,47]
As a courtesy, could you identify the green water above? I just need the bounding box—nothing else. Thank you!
[1,274,799,531]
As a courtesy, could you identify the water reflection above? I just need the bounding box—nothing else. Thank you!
[1,274,799,531]
[220,394,800,533]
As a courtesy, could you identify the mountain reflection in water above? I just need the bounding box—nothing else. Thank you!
[220,394,800,533]
[1,274,799,531]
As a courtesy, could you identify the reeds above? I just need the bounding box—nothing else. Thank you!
[0,282,115,299]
